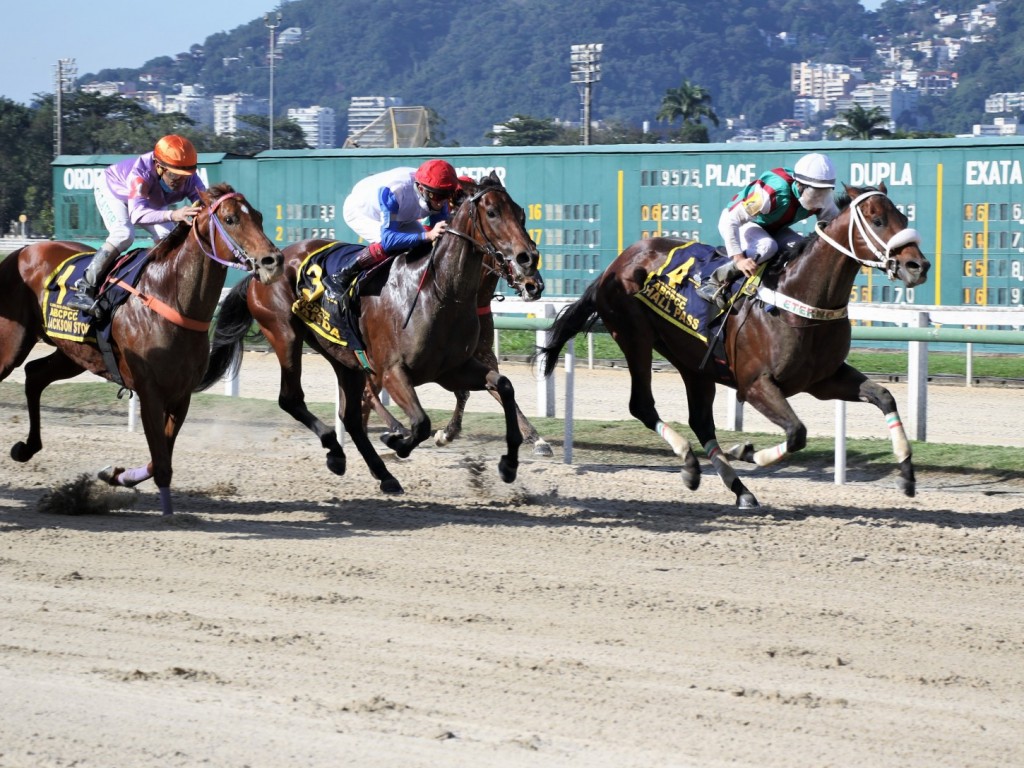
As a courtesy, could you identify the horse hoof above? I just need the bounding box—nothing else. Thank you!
[433,429,451,447]
[726,443,755,463]
[98,466,124,486]
[896,478,916,497]
[737,493,760,509]
[680,469,701,492]
[381,433,413,459]
[380,478,404,495]
[532,440,554,458]
[498,456,518,483]
[10,441,38,463]
[326,453,346,476]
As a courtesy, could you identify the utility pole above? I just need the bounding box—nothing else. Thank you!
[264,11,282,150]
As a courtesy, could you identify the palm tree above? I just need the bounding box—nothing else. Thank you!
[829,104,892,140]
[657,80,720,130]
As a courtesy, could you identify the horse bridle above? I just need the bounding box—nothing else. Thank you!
[443,187,527,293]
[814,190,921,280]
[190,192,259,272]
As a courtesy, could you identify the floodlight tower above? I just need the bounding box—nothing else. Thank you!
[570,43,602,145]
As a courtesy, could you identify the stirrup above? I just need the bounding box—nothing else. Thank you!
[65,287,97,312]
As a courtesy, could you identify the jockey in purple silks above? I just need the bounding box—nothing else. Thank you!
[67,134,206,317]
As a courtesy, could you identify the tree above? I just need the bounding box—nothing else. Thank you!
[486,115,575,146]
[656,80,719,143]
[828,105,893,140]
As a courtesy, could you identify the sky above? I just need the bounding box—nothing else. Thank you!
[0,1,278,105]
[1,0,885,106]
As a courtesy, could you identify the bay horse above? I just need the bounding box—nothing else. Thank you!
[540,183,930,508]
[361,247,553,456]
[0,183,284,515]
[198,172,543,487]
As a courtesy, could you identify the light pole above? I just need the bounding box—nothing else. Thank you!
[53,58,77,157]
[570,43,602,146]
[264,11,282,150]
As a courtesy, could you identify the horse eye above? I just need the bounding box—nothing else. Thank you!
[873,217,883,227]
[224,215,238,226]
[487,207,498,219]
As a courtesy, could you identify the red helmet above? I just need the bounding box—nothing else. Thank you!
[153,135,198,175]
[414,159,458,193]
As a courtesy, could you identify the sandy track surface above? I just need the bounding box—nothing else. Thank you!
[1,347,1023,767]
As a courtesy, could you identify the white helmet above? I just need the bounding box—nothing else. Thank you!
[793,153,836,189]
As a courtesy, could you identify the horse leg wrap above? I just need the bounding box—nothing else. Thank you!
[656,421,690,457]
[117,465,152,487]
[753,440,789,467]
[159,487,173,516]
[885,411,912,463]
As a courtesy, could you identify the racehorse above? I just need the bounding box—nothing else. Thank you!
[361,247,552,456]
[0,183,284,515]
[198,172,543,487]
[540,183,930,508]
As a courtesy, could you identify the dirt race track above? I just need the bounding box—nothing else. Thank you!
[1,349,1023,767]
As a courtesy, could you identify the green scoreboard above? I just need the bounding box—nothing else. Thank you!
[53,137,1024,307]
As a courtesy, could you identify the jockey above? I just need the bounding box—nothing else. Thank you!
[67,134,206,316]
[697,152,839,308]
[323,159,460,300]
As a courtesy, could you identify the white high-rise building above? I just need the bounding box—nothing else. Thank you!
[213,93,266,136]
[347,96,403,142]
[287,106,336,149]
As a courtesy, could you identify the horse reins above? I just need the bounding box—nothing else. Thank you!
[814,190,921,279]
[191,192,259,272]
[108,192,261,333]
[444,187,524,294]
[754,190,922,325]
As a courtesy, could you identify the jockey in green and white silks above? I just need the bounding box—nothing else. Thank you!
[698,152,840,308]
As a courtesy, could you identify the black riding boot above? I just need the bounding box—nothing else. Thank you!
[697,263,743,309]
[66,244,119,317]
[322,245,385,301]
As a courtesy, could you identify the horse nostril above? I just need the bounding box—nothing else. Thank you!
[516,252,534,269]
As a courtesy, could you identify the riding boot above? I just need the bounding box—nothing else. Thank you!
[697,263,743,309]
[66,244,119,316]
[323,242,387,301]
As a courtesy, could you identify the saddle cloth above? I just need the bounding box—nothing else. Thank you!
[43,248,152,342]
[291,242,368,352]
[635,241,752,343]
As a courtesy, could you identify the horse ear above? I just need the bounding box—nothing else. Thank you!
[487,170,503,186]
[878,180,888,195]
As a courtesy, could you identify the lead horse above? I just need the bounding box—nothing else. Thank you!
[198,172,543,487]
[0,184,284,515]
[540,183,930,508]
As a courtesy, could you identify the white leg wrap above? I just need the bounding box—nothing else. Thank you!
[753,440,789,467]
[885,411,912,462]
[656,421,690,457]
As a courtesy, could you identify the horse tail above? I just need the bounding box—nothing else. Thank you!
[195,276,255,392]
[538,279,601,378]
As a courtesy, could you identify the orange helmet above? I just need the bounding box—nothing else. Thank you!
[414,159,458,193]
[153,135,198,175]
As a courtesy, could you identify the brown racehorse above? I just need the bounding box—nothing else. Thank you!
[540,183,930,508]
[0,183,284,515]
[361,248,553,456]
[197,172,543,486]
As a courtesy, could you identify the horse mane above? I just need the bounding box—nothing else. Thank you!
[148,182,236,260]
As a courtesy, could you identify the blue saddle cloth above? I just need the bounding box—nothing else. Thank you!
[291,242,368,351]
[634,241,745,343]
[43,248,152,342]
